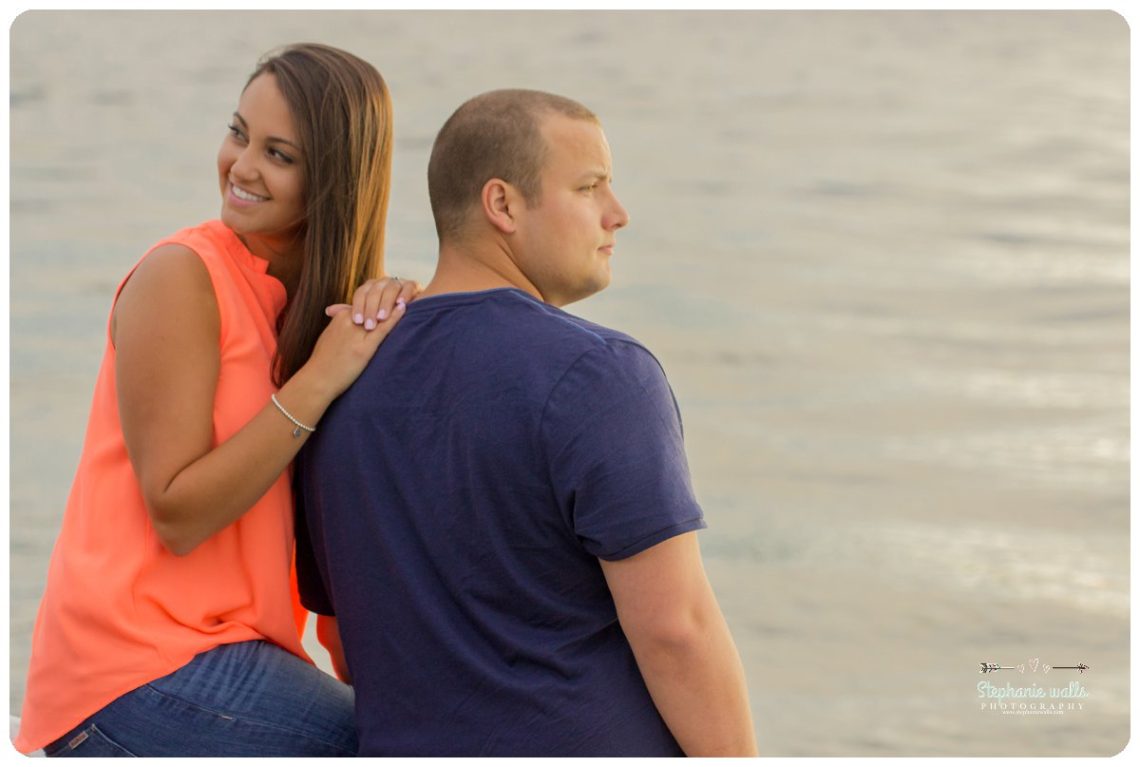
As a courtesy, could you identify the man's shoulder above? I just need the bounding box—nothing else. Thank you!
[445,289,653,360]
[515,297,664,378]
[384,288,668,400]
[528,314,675,418]
[491,291,638,345]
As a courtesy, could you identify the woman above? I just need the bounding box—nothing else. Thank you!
[15,44,412,757]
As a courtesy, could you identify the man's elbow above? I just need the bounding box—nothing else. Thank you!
[629,608,712,661]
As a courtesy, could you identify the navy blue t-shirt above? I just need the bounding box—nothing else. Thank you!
[295,288,706,756]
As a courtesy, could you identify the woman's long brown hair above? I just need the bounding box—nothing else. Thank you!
[245,43,394,386]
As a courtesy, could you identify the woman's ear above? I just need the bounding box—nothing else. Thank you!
[481,178,518,235]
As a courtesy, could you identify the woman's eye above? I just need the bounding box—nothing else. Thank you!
[269,148,294,164]
[226,124,245,141]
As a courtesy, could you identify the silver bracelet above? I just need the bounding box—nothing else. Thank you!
[270,393,316,438]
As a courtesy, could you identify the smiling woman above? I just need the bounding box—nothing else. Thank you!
[12,44,418,757]
[217,74,306,284]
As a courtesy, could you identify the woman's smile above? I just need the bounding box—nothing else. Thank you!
[229,182,269,204]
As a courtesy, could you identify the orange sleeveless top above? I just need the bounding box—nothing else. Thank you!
[15,221,311,753]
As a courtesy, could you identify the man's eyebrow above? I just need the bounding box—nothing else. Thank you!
[577,169,612,182]
[231,112,303,151]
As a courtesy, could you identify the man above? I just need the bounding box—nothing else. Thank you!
[296,89,757,756]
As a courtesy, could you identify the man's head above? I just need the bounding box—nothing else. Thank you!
[427,89,629,306]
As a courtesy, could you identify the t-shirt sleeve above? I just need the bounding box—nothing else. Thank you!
[293,454,336,616]
[542,340,707,561]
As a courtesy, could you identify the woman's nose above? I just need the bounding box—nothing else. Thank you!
[229,148,258,181]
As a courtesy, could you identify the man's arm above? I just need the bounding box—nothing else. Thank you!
[600,532,757,756]
[316,614,352,684]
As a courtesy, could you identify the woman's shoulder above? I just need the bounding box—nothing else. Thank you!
[134,241,212,285]
[112,240,219,342]
[129,221,239,297]
[148,220,232,260]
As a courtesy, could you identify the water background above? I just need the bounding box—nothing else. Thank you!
[7,10,1130,756]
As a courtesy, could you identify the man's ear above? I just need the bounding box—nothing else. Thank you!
[481,178,518,235]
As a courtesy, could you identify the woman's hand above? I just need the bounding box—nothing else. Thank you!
[302,297,406,401]
[303,275,417,399]
[325,275,421,330]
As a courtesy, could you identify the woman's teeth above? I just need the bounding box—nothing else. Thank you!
[232,185,268,202]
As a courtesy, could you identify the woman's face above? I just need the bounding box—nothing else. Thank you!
[216,73,306,261]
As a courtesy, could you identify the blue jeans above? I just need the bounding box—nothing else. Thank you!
[42,640,357,757]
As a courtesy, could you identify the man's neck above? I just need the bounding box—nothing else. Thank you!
[421,240,543,302]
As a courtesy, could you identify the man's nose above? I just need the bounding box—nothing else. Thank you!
[607,193,630,230]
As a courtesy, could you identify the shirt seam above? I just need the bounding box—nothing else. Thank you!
[596,516,707,561]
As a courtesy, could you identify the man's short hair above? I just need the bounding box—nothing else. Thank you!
[427,89,598,242]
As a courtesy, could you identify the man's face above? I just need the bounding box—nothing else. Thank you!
[511,114,630,307]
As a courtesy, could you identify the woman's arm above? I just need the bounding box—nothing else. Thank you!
[114,244,405,555]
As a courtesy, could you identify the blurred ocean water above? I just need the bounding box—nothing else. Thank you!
[7,10,1129,756]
